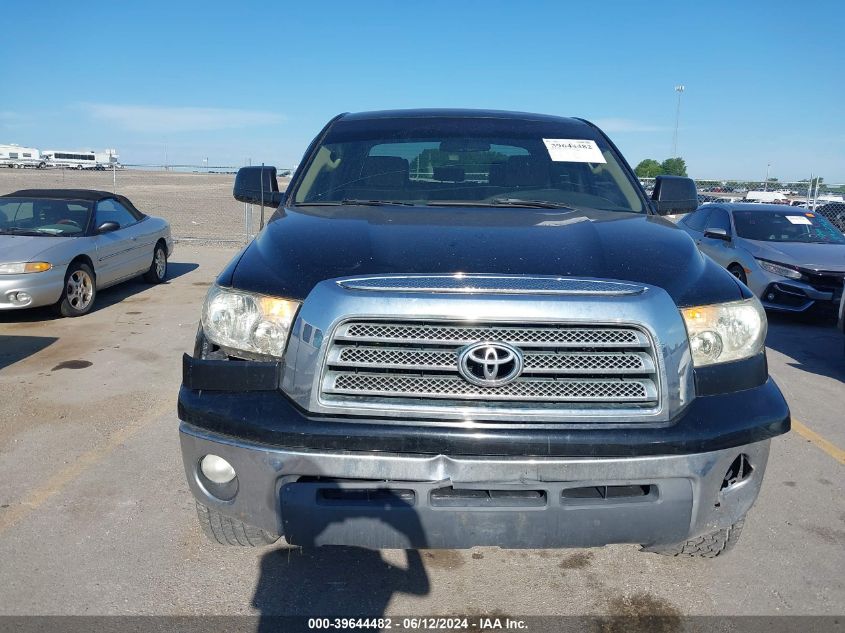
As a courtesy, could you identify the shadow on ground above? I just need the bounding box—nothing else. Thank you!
[253,546,429,622]
[765,311,845,382]
[0,262,199,322]
[0,335,58,370]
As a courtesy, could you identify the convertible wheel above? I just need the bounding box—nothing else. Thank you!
[55,262,96,317]
[143,243,168,283]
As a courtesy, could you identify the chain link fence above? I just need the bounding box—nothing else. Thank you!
[1,166,843,242]
[640,178,845,230]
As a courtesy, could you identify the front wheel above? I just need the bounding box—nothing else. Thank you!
[143,243,167,283]
[642,519,744,558]
[195,502,279,546]
[54,262,96,317]
[728,264,747,285]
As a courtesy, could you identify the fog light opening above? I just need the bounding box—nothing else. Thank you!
[10,291,32,306]
[200,454,236,484]
[721,454,753,492]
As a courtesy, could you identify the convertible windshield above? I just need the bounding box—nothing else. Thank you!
[734,210,845,244]
[291,116,645,213]
[0,197,92,236]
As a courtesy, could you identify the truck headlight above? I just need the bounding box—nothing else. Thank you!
[201,285,300,359]
[0,262,52,274]
[681,298,767,367]
[756,258,802,280]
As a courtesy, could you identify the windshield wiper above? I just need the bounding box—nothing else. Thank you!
[0,227,46,236]
[297,199,415,207]
[427,199,577,210]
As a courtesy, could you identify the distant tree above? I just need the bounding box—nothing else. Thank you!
[634,159,663,178]
[660,157,688,177]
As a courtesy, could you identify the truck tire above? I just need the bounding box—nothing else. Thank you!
[642,519,744,558]
[195,502,279,547]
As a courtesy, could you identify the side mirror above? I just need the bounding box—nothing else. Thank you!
[704,227,731,241]
[233,166,283,207]
[96,221,120,234]
[651,175,698,215]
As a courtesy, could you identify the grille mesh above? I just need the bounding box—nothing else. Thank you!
[329,373,653,402]
[342,323,643,346]
[335,347,650,374]
[321,319,660,414]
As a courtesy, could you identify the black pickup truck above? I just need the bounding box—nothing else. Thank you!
[179,109,789,556]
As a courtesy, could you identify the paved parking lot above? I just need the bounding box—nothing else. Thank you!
[0,245,842,619]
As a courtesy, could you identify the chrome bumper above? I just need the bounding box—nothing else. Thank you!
[180,422,770,549]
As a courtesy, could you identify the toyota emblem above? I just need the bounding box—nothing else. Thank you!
[457,342,524,387]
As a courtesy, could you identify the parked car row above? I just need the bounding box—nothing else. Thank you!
[0,189,173,316]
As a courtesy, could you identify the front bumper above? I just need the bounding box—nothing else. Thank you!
[0,267,66,310]
[748,269,843,313]
[181,422,771,549]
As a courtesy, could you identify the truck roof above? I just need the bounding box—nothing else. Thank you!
[340,108,591,127]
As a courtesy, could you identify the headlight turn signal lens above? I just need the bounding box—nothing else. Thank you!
[681,298,767,367]
[0,262,52,274]
[200,285,300,358]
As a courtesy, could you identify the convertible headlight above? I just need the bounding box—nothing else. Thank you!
[681,298,767,367]
[201,285,300,358]
[0,262,52,274]
[756,259,802,280]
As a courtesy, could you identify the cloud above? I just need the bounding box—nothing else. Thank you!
[80,103,284,133]
[591,118,669,133]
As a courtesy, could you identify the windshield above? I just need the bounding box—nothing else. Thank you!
[291,116,645,213]
[0,197,92,236]
[734,210,845,244]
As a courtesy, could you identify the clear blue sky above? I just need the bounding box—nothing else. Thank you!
[2,0,843,181]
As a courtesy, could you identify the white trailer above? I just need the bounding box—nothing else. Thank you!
[0,144,45,168]
[745,190,786,203]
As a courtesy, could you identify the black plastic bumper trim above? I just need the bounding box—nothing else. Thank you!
[177,376,790,458]
[182,353,281,392]
[693,352,767,397]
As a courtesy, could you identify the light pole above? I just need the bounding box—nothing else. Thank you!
[672,85,685,158]
[764,163,771,191]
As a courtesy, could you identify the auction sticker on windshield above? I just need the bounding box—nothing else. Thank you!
[785,215,812,225]
[542,139,606,163]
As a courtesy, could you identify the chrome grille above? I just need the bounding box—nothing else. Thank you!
[320,320,661,416]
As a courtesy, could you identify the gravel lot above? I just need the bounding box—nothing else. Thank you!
[0,168,290,244]
[0,244,842,625]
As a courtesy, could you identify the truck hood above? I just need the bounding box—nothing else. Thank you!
[739,238,845,272]
[0,235,64,263]
[228,205,745,307]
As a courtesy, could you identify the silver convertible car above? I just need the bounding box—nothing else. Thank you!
[0,189,173,316]
[679,203,845,313]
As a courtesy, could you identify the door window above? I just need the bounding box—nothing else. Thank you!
[683,208,711,232]
[705,208,732,234]
[96,198,137,229]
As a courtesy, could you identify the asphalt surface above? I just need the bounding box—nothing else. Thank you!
[0,245,842,619]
